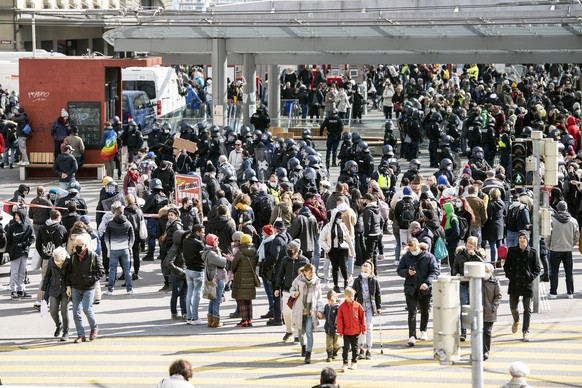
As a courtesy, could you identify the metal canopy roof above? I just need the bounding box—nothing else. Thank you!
[30,0,582,63]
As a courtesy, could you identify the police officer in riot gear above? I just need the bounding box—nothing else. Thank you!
[302,128,314,148]
[319,108,344,168]
[427,111,443,168]
[468,146,491,181]
[287,157,303,187]
[250,105,270,131]
[338,160,360,192]
[337,131,352,171]
[433,158,456,186]
[355,141,374,194]
[402,159,421,183]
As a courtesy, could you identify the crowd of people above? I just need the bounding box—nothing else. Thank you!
[0,62,581,369]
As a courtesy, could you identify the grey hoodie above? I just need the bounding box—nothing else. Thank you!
[547,211,580,252]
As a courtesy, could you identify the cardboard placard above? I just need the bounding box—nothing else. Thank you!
[173,137,198,153]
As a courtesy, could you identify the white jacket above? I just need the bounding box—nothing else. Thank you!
[320,209,355,257]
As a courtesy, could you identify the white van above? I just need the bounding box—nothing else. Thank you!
[122,66,186,118]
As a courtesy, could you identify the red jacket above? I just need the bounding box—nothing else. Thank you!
[336,300,366,336]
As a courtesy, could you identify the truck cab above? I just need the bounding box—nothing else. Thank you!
[122,90,156,134]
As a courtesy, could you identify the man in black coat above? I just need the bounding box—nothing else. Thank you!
[264,220,291,326]
[503,230,540,342]
[6,208,35,299]
[52,145,78,190]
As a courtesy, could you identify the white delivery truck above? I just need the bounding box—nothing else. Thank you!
[122,66,186,120]
[0,50,66,95]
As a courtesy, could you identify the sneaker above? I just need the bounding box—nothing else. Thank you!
[394,260,400,266]
[104,290,114,296]
[60,332,69,342]
[408,336,416,347]
[547,294,557,299]
[20,292,32,298]
[282,332,293,342]
[522,332,530,342]
[11,292,19,300]
[567,294,574,299]
[365,351,372,360]
[93,299,101,305]
[349,362,358,370]
[159,285,170,292]
[53,325,62,338]
[341,364,348,373]
[33,302,41,311]
[188,318,206,326]
[294,337,299,344]
[357,349,365,360]
[460,333,466,342]
[126,289,136,295]
[483,352,489,361]
[260,312,274,319]
[511,321,519,334]
[132,273,142,280]
[419,331,428,341]
[333,285,341,293]
[377,255,384,261]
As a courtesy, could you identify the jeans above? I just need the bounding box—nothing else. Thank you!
[185,269,204,320]
[459,284,469,335]
[261,275,274,314]
[208,277,225,317]
[347,256,355,277]
[146,218,158,256]
[299,315,314,352]
[300,103,308,120]
[108,248,132,292]
[170,275,187,315]
[506,231,519,249]
[17,137,28,163]
[49,294,70,334]
[72,288,97,337]
[405,292,431,338]
[550,251,574,295]
[2,141,17,165]
[365,235,381,274]
[313,237,321,275]
[394,228,401,261]
[9,256,27,292]
[469,225,482,246]
[482,239,502,263]
[358,307,375,350]
[509,294,531,333]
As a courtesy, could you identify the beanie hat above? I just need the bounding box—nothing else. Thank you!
[262,224,274,236]
[437,175,450,187]
[287,239,301,253]
[232,231,244,241]
[557,200,568,212]
[273,220,286,231]
[61,109,69,118]
[240,234,253,245]
[518,230,530,240]
[462,167,472,176]
[205,233,219,246]
[408,221,421,232]
[292,202,303,212]
[402,186,412,196]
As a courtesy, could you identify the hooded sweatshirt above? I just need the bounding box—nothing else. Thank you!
[35,219,68,260]
[443,202,460,244]
[104,214,135,251]
[6,208,35,260]
[547,211,580,252]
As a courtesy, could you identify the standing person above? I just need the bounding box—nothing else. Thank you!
[40,247,71,341]
[289,203,318,262]
[503,230,540,342]
[481,188,506,267]
[103,203,135,295]
[34,210,68,310]
[443,202,461,268]
[202,234,229,328]
[184,224,206,325]
[547,201,580,299]
[397,237,440,346]
[142,178,169,261]
[123,194,144,280]
[319,108,344,169]
[51,109,70,159]
[452,236,485,341]
[289,263,324,364]
[353,261,382,360]
[264,220,291,327]
[52,145,78,190]
[13,106,29,165]
[321,208,355,293]
[258,225,276,320]
[274,239,309,343]
[231,234,258,327]
[322,290,340,362]
[336,286,366,372]
[29,186,52,237]
[67,234,105,343]
[6,208,35,299]
[164,227,188,320]
[482,263,502,361]
[100,123,118,179]
[362,193,382,273]
[64,126,85,167]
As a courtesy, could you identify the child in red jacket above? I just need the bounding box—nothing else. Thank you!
[336,286,366,371]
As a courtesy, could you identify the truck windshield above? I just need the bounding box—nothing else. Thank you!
[122,80,156,100]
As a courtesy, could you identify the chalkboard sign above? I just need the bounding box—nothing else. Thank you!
[68,102,101,150]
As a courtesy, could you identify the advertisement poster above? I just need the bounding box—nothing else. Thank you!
[175,174,202,204]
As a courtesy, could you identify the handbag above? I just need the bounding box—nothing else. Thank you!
[287,295,297,309]
[202,250,217,300]
[434,237,448,261]
[139,218,148,240]
[245,256,261,287]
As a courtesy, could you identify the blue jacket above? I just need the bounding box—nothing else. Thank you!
[323,303,339,336]
[52,152,78,183]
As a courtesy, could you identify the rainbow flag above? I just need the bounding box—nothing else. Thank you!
[100,130,118,161]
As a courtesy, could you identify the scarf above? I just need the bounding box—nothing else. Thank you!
[54,259,64,269]
[302,275,316,316]
[257,234,275,263]
[128,170,139,182]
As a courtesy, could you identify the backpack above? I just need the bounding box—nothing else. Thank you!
[22,123,32,136]
[400,201,417,226]
[258,195,274,226]
[506,206,522,232]
[457,216,469,240]
[330,219,346,250]
[434,237,448,261]
[467,125,482,144]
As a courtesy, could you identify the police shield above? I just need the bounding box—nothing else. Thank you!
[255,145,273,181]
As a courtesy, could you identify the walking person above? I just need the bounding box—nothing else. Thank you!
[503,230,540,342]
[231,234,259,327]
[67,234,105,343]
[322,290,340,362]
[337,286,366,371]
[289,263,324,364]
[103,203,135,295]
[40,247,71,341]
[353,261,382,360]
[397,237,440,346]
[6,208,35,299]
[547,201,580,299]
[321,208,355,293]
[257,225,276,320]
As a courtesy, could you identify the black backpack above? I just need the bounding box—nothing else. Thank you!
[400,201,417,227]
[258,195,274,226]
[467,125,482,144]
[331,219,346,249]
[506,206,522,232]
[457,216,469,240]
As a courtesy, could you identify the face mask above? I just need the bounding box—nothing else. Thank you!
[512,201,520,206]
[483,274,491,280]
[287,250,295,257]
[269,182,277,188]
[75,246,83,254]
[361,272,370,279]
[455,202,462,208]
[446,165,452,171]
[187,205,193,211]
[410,249,421,256]
[475,153,484,160]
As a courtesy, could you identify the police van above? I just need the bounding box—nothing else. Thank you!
[122,66,186,122]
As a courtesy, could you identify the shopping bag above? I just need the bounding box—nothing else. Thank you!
[31,250,42,271]
[40,300,49,318]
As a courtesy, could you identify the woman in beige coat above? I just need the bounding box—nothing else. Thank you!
[321,208,355,293]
